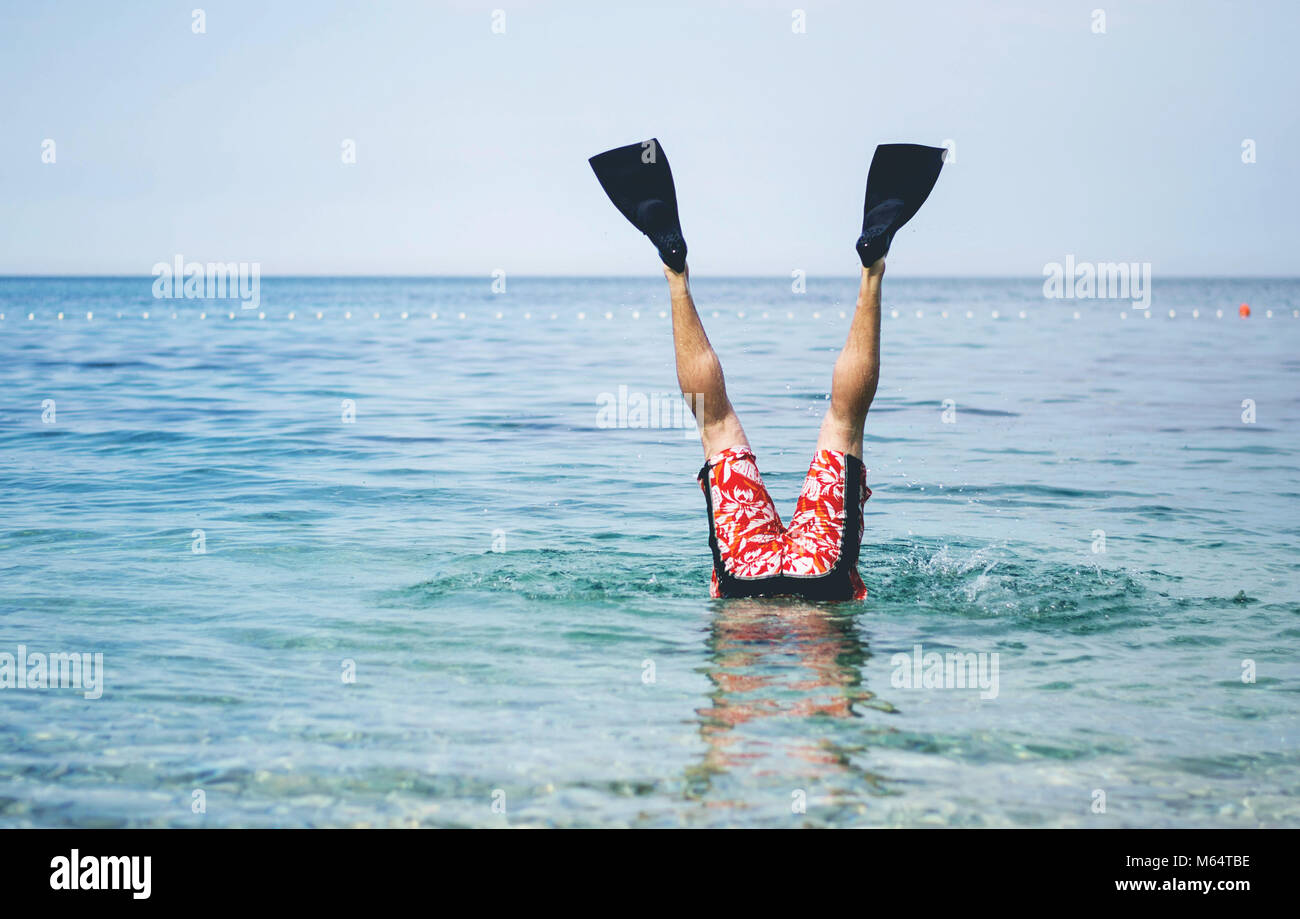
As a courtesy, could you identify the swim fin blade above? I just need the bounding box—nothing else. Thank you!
[589,138,688,272]
[855,143,946,268]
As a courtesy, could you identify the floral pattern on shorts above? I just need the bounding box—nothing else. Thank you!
[699,446,870,599]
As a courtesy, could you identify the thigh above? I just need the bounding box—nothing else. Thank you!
[784,448,870,578]
[814,410,864,460]
[698,403,750,461]
[698,445,784,580]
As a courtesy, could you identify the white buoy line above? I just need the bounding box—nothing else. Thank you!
[3,308,1297,324]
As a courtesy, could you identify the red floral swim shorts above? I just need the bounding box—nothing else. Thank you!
[697,445,871,601]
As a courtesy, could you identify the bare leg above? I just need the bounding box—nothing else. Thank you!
[665,264,749,457]
[816,259,884,458]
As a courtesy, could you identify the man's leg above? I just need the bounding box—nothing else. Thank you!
[816,259,884,458]
[666,264,749,457]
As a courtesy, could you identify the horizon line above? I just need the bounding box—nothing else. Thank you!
[2,273,1298,282]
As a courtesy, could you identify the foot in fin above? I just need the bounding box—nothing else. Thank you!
[589,138,688,272]
[855,143,945,268]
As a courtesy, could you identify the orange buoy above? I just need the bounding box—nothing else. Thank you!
[1238,303,1251,318]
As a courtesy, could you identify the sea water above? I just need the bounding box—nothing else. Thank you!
[1,276,1297,827]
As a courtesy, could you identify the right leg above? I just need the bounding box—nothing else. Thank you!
[665,264,748,457]
[783,261,880,601]
[816,260,884,459]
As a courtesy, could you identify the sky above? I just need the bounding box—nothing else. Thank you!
[1,0,1296,276]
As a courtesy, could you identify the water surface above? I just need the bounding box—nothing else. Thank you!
[1,276,1297,827]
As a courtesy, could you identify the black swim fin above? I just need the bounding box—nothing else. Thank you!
[589,138,688,272]
[855,143,946,268]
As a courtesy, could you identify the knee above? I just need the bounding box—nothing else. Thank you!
[830,357,877,420]
[678,350,724,395]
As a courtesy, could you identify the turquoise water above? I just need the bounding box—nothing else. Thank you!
[1,276,1297,828]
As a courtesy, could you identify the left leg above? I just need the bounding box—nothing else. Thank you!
[816,260,884,458]
[665,264,749,458]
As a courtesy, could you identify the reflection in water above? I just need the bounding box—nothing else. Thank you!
[688,598,896,819]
